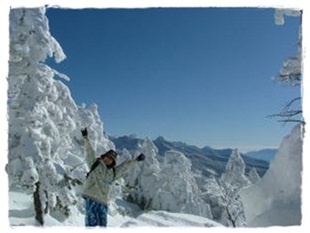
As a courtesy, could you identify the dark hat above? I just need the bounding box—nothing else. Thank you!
[101,149,117,167]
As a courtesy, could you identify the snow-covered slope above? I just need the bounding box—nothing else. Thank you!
[9,190,222,227]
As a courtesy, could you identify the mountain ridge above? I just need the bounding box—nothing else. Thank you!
[110,135,276,177]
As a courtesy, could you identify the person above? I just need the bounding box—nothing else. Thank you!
[80,128,145,227]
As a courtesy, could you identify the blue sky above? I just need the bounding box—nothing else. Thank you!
[46,7,301,151]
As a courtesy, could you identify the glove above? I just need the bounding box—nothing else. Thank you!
[136,153,146,161]
[81,128,88,137]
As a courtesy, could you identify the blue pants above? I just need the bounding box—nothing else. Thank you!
[85,198,108,227]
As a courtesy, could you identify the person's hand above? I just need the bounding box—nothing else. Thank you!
[81,128,88,138]
[136,153,146,161]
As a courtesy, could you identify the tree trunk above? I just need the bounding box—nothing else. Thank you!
[33,181,44,226]
[226,205,236,227]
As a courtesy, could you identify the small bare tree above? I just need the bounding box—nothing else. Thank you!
[204,175,246,227]
[269,9,304,125]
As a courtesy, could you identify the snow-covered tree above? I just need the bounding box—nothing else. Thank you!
[239,124,302,226]
[125,137,161,209]
[123,138,212,218]
[221,149,251,190]
[273,9,302,86]
[6,7,114,225]
[156,150,212,218]
[270,9,303,124]
[247,168,261,184]
[204,149,251,227]
[8,7,72,225]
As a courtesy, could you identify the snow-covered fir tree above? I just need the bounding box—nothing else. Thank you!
[247,168,261,184]
[203,149,251,227]
[6,7,114,225]
[221,149,251,189]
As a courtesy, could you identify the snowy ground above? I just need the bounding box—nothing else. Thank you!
[8,191,222,228]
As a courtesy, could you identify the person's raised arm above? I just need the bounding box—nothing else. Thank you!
[114,153,146,180]
[81,128,97,167]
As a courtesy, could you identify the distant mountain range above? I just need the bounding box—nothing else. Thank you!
[110,135,277,177]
